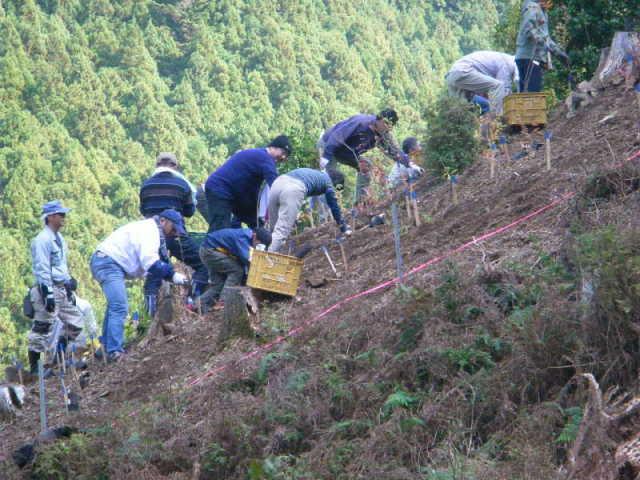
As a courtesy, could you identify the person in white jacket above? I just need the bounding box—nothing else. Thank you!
[68,296,98,350]
[445,51,519,115]
[89,209,188,362]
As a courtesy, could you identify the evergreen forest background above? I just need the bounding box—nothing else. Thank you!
[0,0,634,368]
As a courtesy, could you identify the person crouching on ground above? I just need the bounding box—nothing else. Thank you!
[89,209,189,363]
[199,227,272,312]
[268,168,351,253]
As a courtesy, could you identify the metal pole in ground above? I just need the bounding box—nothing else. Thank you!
[409,179,421,227]
[391,202,404,285]
[38,359,47,434]
[545,130,553,171]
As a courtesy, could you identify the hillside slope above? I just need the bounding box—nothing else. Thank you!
[0,0,503,365]
[3,84,640,479]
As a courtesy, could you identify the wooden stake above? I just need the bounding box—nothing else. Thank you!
[338,242,348,273]
[451,176,459,205]
[545,130,552,171]
[410,187,421,226]
[635,83,640,112]
[499,135,511,162]
[405,188,412,219]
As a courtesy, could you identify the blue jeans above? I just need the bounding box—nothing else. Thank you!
[90,253,128,354]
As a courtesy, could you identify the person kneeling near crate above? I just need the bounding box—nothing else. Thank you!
[198,227,272,312]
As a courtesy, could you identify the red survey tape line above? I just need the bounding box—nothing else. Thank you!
[188,149,640,387]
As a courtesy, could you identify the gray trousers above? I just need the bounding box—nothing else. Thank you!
[268,175,307,253]
[446,68,508,114]
[28,285,83,353]
[199,246,245,308]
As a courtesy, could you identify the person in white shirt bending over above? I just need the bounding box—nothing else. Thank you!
[89,209,188,363]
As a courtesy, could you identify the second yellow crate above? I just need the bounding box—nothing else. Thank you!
[504,92,547,127]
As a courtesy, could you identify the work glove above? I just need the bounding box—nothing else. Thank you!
[339,223,353,236]
[63,277,78,292]
[171,272,188,285]
[63,277,77,304]
[40,284,56,313]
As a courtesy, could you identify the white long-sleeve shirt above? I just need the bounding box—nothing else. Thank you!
[96,219,162,278]
[450,51,519,92]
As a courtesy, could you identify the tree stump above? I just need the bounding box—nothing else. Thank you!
[597,32,640,89]
[563,374,640,480]
[140,282,177,348]
[218,287,260,345]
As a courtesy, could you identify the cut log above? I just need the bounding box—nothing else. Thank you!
[218,287,260,345]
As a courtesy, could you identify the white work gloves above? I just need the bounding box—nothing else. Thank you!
[172,272,188,285]
[409,162,425,176]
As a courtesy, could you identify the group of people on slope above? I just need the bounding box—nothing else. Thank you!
[25,107,425,372]
[446,0,568,116]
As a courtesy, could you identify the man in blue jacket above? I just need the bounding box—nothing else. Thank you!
[205,135,292,232]
[318,109,410,176]
[268,168,351,252]
[199,227,272,311]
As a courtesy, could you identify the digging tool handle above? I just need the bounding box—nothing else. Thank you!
[321,246,338,276]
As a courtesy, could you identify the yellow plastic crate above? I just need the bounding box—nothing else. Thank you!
[247,250,303,296]
[504,93,547,127]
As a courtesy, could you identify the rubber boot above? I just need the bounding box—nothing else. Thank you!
[28,350,40,375]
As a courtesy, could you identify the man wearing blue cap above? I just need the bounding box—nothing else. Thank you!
[27,200,84,375]
[90,209,189,362]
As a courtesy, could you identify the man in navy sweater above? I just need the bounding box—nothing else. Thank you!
[199,227,272,311]
[318,109,410,175]
[139,153,210,307]
[205,135,292,232]
[268,168,350,252]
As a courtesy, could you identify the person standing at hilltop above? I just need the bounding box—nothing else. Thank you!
[516,0,569,92]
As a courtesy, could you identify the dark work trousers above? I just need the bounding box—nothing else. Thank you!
[166,233,209,296]
[516,58,543,93]
[205,189,234,232]
[195,186,210,224]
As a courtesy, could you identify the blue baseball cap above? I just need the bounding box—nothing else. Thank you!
[158,209,186,236]
[42,200,71,217]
